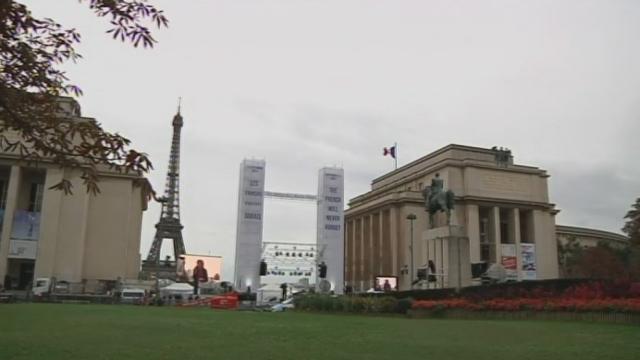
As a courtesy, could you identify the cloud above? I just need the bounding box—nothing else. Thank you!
[549,163,638,234]
[20,0,640,280]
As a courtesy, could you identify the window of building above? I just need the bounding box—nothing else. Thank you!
[28,183,44,212]
[479,207,495,263]
[0,180,7,209]
[500,208,512,244]
[520,209,533,243]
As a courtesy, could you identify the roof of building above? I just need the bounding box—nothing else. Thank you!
[372,144,542,185]
[556,225,628,244]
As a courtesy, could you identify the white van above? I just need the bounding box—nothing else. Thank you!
[119,288,145,304]
[32,278,52,297]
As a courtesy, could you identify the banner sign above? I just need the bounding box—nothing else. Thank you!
[500,244,517,281]
[11,210,41,240]
[521,243,537,280]
[234,159,266,290]
[9,239,38,259]
[316,168,344,294]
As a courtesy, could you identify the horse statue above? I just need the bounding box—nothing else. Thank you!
[421,173,455,228]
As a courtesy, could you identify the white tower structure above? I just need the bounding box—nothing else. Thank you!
[233,160,345,294]
[316,167,345,294]
[234,159,265,291]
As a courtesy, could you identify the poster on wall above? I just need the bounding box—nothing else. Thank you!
[500,244,517,281]
[521,243,537,280]
[374,276,398,292]
[11,210,41,240]
[9,239,38,259]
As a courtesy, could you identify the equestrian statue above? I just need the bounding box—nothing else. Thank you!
[422,173,455,228]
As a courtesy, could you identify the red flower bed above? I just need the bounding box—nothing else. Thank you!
[412,298,640,313]
[412,281,640,314]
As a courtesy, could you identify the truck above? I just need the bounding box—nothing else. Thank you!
[31,277,155,304]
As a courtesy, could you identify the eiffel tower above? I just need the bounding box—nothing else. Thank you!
[141,104,186,278]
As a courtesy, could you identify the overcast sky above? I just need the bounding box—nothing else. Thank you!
[23,0,640,279]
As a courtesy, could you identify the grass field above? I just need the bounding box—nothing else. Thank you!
[1,304,639,360]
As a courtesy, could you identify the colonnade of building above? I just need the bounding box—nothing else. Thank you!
[0,165,45,289]
[345,201,558,292]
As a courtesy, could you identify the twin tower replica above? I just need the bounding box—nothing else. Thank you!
[234,159,345,294]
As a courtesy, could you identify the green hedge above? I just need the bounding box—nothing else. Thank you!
[293,294,412,314]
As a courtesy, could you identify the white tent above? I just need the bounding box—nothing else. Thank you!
[258,283,282,292]
[160,282,194,297]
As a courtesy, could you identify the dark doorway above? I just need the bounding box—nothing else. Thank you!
[7,258,36,290]
[19,262,35,289]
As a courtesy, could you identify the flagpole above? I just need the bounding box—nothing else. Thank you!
[394,142,398,170]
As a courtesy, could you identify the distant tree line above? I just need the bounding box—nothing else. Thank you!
[558,198,640,280]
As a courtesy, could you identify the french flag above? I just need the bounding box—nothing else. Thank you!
[383,146,396,159]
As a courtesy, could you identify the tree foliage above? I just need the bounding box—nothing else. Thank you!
[558,240,630,280]
[622,198,640,246]
[557,236,583,278]
[0,0,167,196]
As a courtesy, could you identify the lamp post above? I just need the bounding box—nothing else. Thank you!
[406,213,417,289]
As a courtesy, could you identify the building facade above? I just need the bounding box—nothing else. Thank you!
[0,98,147,290]
[557,225,628,249]
[345,144,559,292]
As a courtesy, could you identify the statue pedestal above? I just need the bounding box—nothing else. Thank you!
[423,225,471,290]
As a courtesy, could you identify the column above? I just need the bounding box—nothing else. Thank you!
[363,215,371,289]
[512,208,522,281]
[344,220,352,285]
[359,216,366,290]
[372,212,381,277]
[33,167,64,279]
[389,206,398,275]
[352,219,358,288]
[491,206,501,263]
[0,166,22,280]
[355,218,363,290]
[465,204,480,263]
[382,209,391,275]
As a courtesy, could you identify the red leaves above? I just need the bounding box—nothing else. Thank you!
[1,1,167,194]
[0,92,154,195]
[413,298,640,313]
[412,281,640,313]
[48,178,74,195]
[82,0,169,48]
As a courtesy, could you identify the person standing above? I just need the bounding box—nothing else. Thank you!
[383,279,392,292]
[192,259,208,295]
[176,255,188,282]
[280,283,288,302]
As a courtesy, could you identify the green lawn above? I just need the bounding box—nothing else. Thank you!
[1,304,639,360]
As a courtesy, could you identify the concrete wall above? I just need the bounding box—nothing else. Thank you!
[0,165,146,283]
[83,177,143,280]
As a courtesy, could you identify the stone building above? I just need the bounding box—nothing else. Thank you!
[344,144,559,292]
[0,98,147,290]
[557,225,628,249]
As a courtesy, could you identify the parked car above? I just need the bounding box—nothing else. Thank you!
[271,297,295,312]
[54,281,70,294]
